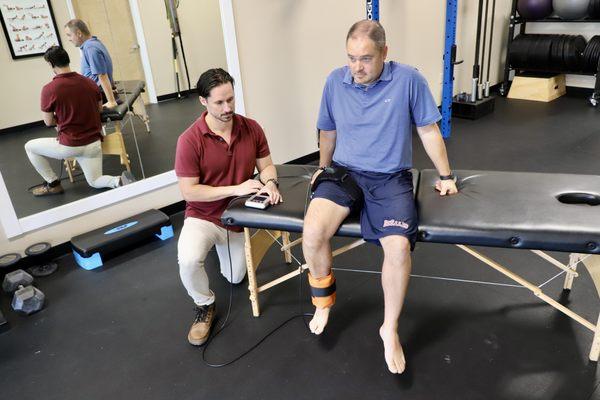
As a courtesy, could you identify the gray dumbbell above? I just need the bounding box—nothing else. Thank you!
[3,270,45,315]
[12,285,45,315]
[2,269,33,293]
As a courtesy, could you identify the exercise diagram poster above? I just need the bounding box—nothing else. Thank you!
[1,0,61,59]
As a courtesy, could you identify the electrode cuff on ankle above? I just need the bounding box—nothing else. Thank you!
[308,272,336,308]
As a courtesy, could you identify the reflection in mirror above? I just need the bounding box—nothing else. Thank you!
[0,0,227,219]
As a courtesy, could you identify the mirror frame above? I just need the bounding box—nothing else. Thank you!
[0,0,245,238]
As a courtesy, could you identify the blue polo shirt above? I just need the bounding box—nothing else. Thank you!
[80,36,114,85]
[317,61,441,173]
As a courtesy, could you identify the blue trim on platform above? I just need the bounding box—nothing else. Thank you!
[104,221,139,235]
[73,250,103,270]
[156,225,174,241]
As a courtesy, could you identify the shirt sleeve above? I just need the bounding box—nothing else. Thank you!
[86,47,110,76]
[316,75,336,131]
[409,70,442,127]
[175,134,201,178]
[254,122,271,159]
[40,84,55,112]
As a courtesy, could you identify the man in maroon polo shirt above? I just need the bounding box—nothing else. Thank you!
[175,68,281,346]
[25,46,134,196]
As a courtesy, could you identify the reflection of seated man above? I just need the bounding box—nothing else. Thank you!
[24,46,135,196]
[302,20,458,374]
[175,68,282,346]
[64,19,118,108]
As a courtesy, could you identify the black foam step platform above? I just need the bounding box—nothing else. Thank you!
[70,209,173,270]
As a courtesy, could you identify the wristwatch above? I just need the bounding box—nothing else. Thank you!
[439,172,455,181]
[265,178,279,188]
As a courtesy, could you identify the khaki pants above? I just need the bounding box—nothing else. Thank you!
[24,138,120,189]
[177,217,247,306]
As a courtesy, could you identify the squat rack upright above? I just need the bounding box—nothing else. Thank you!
[367,0,458,137]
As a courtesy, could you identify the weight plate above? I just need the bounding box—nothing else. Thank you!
[24,242,51,257]
[0,253,21,269]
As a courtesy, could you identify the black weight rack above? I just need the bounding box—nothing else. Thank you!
[500,0,600,105]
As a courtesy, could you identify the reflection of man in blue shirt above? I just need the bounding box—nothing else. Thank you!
[64,19,117,108]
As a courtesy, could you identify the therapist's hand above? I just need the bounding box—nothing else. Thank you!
[259,181,283,204]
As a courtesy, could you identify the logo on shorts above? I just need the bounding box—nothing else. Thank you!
[383,219,409,229]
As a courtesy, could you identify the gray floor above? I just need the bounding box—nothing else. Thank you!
[0,95,200,218]
[1,92,600,400]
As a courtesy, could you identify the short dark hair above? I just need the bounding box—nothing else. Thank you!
[346,20,386,51]
[196,68,234,98]
[43,46,70,68]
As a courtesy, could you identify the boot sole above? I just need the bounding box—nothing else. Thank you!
[188,333,209,346]
[33,191,64,197]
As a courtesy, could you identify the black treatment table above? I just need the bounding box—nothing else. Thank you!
[222,165,600,360]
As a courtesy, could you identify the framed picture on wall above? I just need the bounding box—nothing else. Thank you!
[0,0,62,59]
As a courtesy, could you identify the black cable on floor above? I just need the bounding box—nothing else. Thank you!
[201,172,315,367]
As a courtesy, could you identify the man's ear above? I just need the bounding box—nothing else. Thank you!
[199,96,208,106]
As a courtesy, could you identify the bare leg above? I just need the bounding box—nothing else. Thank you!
[378,235,412,374]
[302,198,350,334]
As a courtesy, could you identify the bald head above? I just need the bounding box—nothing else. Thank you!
[346,20,386,52]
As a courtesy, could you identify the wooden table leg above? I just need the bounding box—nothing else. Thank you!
[564,253,582,290]
[132,95,150,133]
[244,228,260,317]
[101,122,131,172]
[282,231,292,264]
[244,229,283,317]
[590,312,600,361]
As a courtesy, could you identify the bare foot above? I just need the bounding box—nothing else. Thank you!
[309,307,331,335]
[379,326,405,374]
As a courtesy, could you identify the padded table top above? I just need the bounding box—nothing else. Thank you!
[418,169,600,254]
[223,165,600,254]
[101,80,145,122]
[222,164,418,238]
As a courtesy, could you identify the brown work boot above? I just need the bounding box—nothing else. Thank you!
[32,181,64,196]
[188,303,215,346]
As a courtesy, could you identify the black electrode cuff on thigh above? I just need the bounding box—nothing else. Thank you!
[311,166,363,202]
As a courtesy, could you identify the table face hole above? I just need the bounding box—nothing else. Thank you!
[556,192,600,206]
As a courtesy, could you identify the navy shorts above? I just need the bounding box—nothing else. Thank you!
[312,168,418,249]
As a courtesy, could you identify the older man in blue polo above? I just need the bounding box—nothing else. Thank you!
[302,20,458,374]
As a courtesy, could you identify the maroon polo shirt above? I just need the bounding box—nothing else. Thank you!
[40,72,103,147]
[175,111,271,230]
